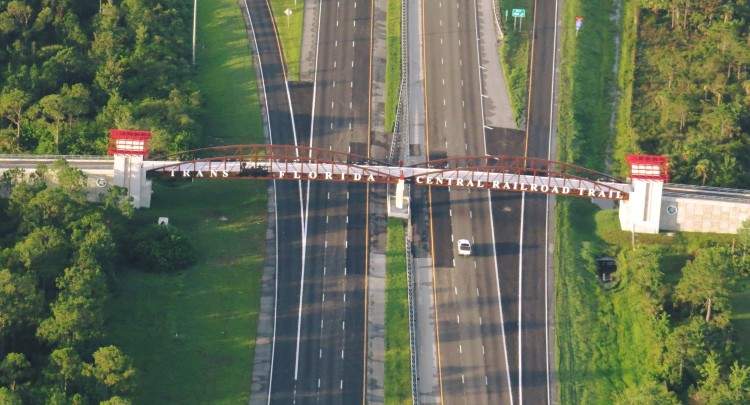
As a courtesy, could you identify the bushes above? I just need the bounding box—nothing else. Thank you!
[127,225,196,273]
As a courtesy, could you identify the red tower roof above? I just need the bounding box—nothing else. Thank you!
[108,129,151,156]
[626,154,669,182]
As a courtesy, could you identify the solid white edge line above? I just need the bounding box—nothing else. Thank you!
[545,0,561,403]
[518,191,526,405]
[471,0,514,402]
[256,0,306,386]
[242,4,278,404]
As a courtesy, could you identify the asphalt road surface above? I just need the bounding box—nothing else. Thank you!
[422,0,514,403]
[515,0,561,403]
[295,0,372,404]
[244,0,305,403]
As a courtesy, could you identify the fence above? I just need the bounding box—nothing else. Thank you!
[405,195,419,404]
[388,0,409,165]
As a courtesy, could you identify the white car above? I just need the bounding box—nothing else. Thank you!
[457,239,472,256]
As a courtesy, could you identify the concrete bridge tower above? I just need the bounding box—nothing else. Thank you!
[108,129,152,208]
[619,154,670,234]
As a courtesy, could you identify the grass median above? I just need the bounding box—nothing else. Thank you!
[105,0,266,403]
[385,0,402,132]
[269,0,305,81]
[498,0,532,127]
[385,218,412,404]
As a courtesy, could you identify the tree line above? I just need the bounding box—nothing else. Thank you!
[631,0,750,187]
[0,162,195,403]
[609,230,750,404]
[0,0,200,156]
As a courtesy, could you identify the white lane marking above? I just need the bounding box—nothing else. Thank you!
[474,261,477,269]
[336,19,339,27]
[346,215,349,223]
[441,57,444,65]
[443,99,446,106]
[323,266,326,275]
[451,234,454,242]
[331,101,335,109]
[479,316,483,325]
[442,78,445,85]
[518,192,526,402]
[439,19,442,26]
[351,60,354,67]
[335,40,338,47]
[345,240,348,248]
[319,349,322,358]
[245,0,302,390]
[459,344,463,354]
[352,40,355,47]
[461,375,465,384]
[333,81,336,87]
[485,376,489,385]
[454,286,458,295]
[334,60,337,68]
[449,209,452,217]
[452,258,455,267]
[469,210,473,219]
[344,266,347,275]
[324,240,328,249]
[326,215,329,223]
[468,0,515,398]
[350,81,353,88]
[340,380,343,390]
[322,293,325,302]
[349,101,352,109]
[346,191,350,199]
[476,287,479,296]
[342,321,346,330]
[456,314,460,324]
[444,140,448,148]
[341,349,345,359]
[353,20,356,27]
[318,378,321,388]
[343,293,347,302]
[321,319,324,329]
[482,345,486,355]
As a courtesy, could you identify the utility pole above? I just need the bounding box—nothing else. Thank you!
[192,0,197,65]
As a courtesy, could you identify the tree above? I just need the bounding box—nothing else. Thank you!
[46,347,83,393]
[100,396,132,405]
[613,378,679,405]
[13,226,69,289]
[38,93,66,152]
[0,89,30,149]
[37,294,104,347]
[694,352,750,404]
[675,247,737,322]
[0,353,30,391]
[0,269,43,340]
[84,346,135,397]
[0,387,22,405]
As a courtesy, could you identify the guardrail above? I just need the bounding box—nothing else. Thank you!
[0,154,113,160]
[405,193,419,405]
[388,0,409,164]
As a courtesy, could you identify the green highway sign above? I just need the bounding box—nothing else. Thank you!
[512,8,526,18]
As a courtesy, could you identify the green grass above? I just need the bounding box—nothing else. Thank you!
[269,0,305,81]
[385,218,412,405]
[498,0,532,127]
[385,0,402,132]
[612,1,640,177]
[105,0,266,403]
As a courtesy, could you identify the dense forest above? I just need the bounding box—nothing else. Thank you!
[0,0,200,155]
[608,239,750,403]
[0,163,195,403]
[631,0,750,187]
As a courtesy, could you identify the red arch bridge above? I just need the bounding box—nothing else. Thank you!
[145,144,631,201]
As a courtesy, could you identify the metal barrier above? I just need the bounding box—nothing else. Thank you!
[0,154,113,161]
[388,0,409,164]
[405,195,419,404]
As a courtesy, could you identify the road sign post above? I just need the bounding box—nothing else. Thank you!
[512,8,525,31]
[284,8,292,30]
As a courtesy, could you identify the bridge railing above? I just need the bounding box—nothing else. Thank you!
[405,200,419,405]
[0,154,113,161]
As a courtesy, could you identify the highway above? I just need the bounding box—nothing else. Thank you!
[422,0,514,403]
[243,0,305,403]
[295,0,372,404]
[514,0,562,403]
